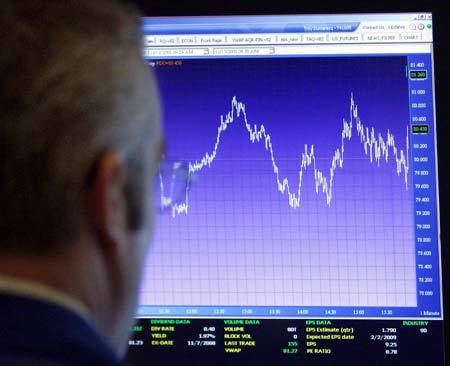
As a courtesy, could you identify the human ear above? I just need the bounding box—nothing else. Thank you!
[85,151,128,254]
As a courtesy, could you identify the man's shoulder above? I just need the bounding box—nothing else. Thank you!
[0,353,92,366]
[0,293,124,366]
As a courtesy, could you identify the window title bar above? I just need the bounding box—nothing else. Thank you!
[142,13,432,35]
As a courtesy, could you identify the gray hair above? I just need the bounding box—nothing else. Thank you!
[0,0,160,253]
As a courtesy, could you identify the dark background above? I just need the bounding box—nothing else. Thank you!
[131,0,449,358]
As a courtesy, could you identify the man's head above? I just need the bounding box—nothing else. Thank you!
[0,0,161,355]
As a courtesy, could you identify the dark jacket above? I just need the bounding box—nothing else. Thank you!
[0,293,124,366]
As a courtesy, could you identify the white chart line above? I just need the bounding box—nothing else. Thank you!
[160,93,409,217]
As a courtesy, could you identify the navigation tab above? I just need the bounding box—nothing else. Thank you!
[198,35,227,44]
[228,34,277,44]
[303,34,328,43]
[155,35,178,45]
[401,33,422,41]
[278,34,303,43]
[178,35,197,45]
[330,34,363,43]
[364,33,401,42]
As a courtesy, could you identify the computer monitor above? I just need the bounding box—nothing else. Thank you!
[127,10,446,366]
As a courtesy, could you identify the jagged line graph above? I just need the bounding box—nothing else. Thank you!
[159,93,410,217]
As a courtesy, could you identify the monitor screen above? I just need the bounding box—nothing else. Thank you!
[127,12,445,365]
